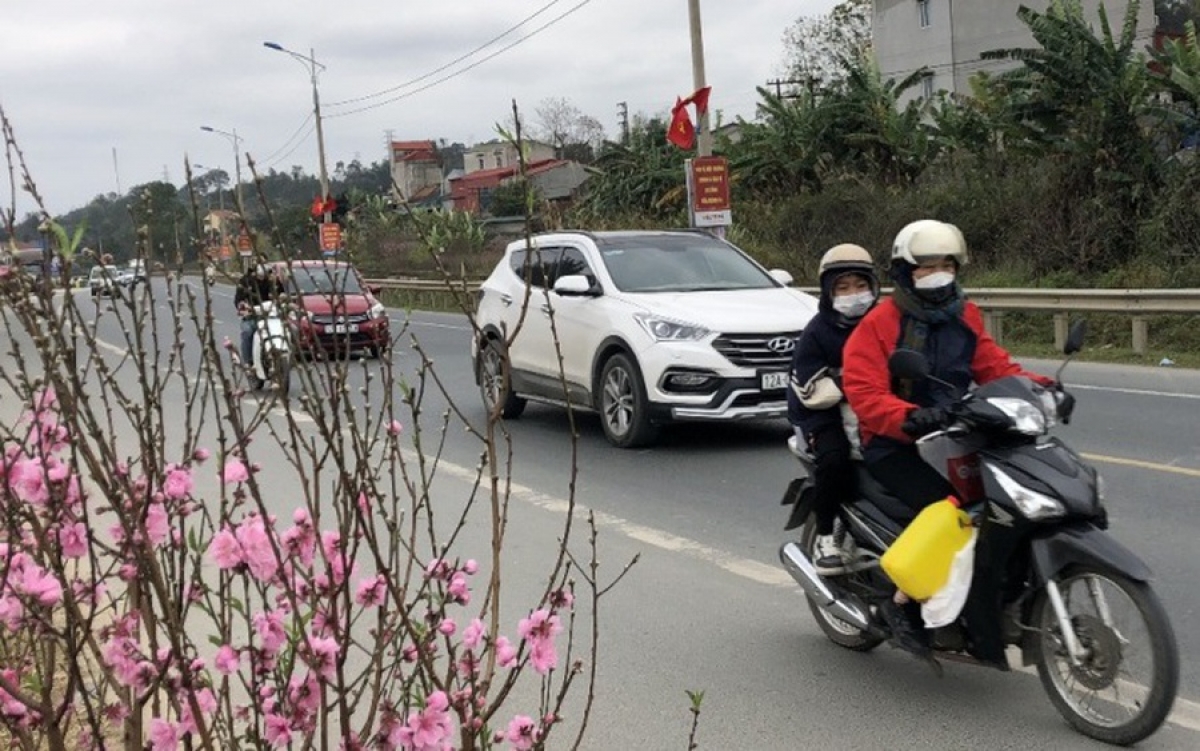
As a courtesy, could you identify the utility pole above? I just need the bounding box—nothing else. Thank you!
[687,0,712,157]
[765,78,811,101]
[617,102,629,144]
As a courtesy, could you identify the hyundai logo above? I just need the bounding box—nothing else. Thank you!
[766,337,795,354]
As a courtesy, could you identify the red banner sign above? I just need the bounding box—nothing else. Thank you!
[319,223,343,252]
[691,156,730,212]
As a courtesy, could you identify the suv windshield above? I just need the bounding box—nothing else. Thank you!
[286,266,363,296]
[597,235,777,293]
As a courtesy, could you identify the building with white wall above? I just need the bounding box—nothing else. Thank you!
[873,0,1160,102]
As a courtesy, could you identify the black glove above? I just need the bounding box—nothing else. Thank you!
[902,406,949,438]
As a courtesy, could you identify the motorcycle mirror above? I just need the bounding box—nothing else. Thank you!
[888,348,930,381]
[1064,319,1087,356]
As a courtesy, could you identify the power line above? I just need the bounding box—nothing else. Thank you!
[326,0,597,120]
[260,112,316,165]
[267,125,316,169]
[325,0,573,108]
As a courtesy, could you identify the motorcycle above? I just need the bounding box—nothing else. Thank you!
[778,322,1179,746]
[247,301,292,394]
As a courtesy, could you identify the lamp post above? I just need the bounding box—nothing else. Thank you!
[199,126,244,213]
[263,41,330,207]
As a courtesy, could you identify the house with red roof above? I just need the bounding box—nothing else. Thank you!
[448,158,588,214]
[390,140,443,207]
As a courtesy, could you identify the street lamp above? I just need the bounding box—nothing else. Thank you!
[263,41,330,207]
[199,126,244,212]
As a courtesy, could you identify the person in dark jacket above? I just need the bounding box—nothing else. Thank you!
[233,257,282,365]
[787,244,880,575]
[842,219,1053,661]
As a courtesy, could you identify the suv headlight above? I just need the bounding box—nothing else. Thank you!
[987,464,1065,520]
[986,397,1047,435]
[633,313,710,342]
[369,302,387,320]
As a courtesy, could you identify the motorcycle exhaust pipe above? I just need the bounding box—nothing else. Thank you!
[779,542,873,632]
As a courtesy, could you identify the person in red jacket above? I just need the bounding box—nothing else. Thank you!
[842,218,1052,659]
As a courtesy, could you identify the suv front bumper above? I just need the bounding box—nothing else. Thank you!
[637,341,790,423]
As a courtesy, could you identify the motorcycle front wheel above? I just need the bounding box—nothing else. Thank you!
[1033,567,1179,746]
[799,518,884,652]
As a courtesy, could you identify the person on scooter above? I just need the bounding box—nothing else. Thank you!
[234,256,282,366]
[787,244,880,575]
[842,219,1054,659]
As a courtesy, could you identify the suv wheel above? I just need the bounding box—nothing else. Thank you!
[478,338,526,419]
[598,353,659,448]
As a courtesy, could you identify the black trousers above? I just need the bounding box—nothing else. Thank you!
[864,445,958,516]
[808,425,856,535]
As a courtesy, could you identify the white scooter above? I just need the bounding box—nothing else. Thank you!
[248,301,291,394]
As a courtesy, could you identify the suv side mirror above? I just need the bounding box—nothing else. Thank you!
[554,275,597,297]
[769,269,794,286]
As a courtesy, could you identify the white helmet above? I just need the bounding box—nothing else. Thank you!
[818,243,875,279]
[891,220,968,267]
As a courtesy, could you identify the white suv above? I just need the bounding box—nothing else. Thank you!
[472,230,818,447]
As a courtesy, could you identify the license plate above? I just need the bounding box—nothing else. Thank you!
[760,371,788,391]
[329,324,359,334]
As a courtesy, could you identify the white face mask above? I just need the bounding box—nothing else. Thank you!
[832,290,876,318]
[913,271,955,290]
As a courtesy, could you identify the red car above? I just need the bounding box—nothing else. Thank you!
[273,260,390,358]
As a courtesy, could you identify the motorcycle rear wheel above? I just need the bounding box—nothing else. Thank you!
[1033,567,1179,746]
[800,518,884,652]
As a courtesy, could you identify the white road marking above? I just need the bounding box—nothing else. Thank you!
[403,446,1200,732]
[397,319,470,331]
[1071,383,1200,401]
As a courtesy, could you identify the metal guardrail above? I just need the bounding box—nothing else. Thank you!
[365,278,1200,355]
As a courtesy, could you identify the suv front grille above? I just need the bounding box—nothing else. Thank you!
[311,313,370,325]
[711,331,801,369]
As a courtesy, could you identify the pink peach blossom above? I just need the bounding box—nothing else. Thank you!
[58,522,88,558]
[462,618,485,651]
[206,528,242,569]
[214,645,239,675]
[162,466,193,500]
[221,458,249,485]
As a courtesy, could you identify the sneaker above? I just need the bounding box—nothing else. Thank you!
[878,598,932,659]
[813,534,846,575]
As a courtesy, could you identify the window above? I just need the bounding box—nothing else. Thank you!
[476,156,485,170]
[509,248,560,289]
[555,248,595,287]
[918,0,930,28]
[922,73,935,100]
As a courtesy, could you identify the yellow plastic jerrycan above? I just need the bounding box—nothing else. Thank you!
[881,497,974,601]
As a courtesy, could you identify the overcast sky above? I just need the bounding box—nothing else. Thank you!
[1,0,836,219]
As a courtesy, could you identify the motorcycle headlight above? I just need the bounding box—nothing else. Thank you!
[986,397,1047,435]
[987,464,1066,520]
[633,313,710,342]
[369,302,386,320]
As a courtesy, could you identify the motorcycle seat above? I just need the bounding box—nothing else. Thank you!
[855,466,917,524]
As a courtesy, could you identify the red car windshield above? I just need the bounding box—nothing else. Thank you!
[286,267,364,296]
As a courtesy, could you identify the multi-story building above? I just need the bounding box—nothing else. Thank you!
[873,0,1161,102]
[462,139,555,175]
[389,140,443,205]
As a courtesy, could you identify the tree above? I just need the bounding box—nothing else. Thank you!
[982,0,1164,269]
[779,0,871,93]
[572,116,689,221]
[533,97,606,162]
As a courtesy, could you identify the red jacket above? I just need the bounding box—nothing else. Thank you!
[843,297,1052,451]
